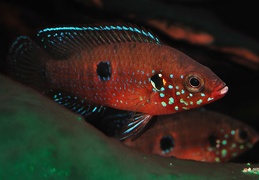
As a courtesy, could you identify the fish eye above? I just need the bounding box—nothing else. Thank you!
[160,135,174,153]
[190,77,200,87]
[151,73,165,91]
[235,128,249,143]
[184,73,204,93]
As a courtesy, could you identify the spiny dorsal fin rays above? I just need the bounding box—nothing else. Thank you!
[35,23,162,59]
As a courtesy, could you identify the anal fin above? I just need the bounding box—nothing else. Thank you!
[101,110,153,141]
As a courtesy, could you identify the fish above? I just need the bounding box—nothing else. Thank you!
[121,109,259,163]
[7,23,228,140]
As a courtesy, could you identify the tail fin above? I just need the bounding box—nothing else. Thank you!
[7,36,47,91]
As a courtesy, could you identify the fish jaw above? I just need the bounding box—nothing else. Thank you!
[211,83,228,99]
[251,130,259,145]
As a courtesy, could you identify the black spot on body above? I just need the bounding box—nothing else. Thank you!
[208,134,217,148]
[97,61,112,81]
[160,135,174,153]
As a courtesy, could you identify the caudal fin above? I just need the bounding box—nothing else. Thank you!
[7,36,47,91]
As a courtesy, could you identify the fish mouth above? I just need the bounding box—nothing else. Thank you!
[212,83,228,98]
[252,131,259,144]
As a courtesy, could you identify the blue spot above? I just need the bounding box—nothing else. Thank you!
[92,107,97,112]
[160,93,165,98]
[168,97,174,104]
[196,99,203,105]
[161,102,167,107]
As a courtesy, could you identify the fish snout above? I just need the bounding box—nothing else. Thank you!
[212,82,228,98]
[252,131,259,145]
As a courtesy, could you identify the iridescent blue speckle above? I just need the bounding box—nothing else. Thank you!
[168,85,173,89]
[37,25,161,44]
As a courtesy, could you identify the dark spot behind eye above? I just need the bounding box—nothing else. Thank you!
[97,61,112,81]
[208,134,217,148]
[160,135,174,153]
[151,73,164,90]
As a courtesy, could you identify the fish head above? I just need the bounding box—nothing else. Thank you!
[148,47,228,115]
[174,66,228,107]
[203,119,259,162]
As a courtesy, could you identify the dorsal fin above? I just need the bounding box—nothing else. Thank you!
[34,23,162,59]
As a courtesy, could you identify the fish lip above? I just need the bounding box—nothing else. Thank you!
[253,137,259,145]
[253,133,259,144]
[212,83,228,97]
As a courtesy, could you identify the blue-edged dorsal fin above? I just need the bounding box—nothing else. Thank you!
[35,23,162,59]
[50,90,106,120]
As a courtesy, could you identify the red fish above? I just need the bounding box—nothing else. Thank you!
[7,23,228,139]
[122,109,259,162]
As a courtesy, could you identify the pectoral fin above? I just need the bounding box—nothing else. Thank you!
[120,113,153,140]
[101,110,153,140]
